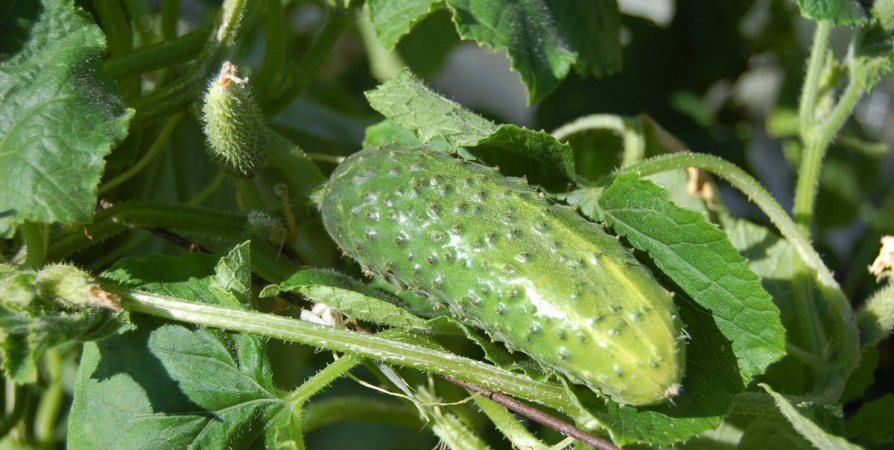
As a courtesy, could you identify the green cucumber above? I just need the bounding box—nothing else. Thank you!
[320,145,686,406]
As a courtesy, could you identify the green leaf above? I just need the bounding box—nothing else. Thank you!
[69,251,289,449]
[471,125,576,190]
[599,173,785,384]
[846,394,894,445]
[839,346,878,403]
[363,119,459,153]
[565,288,743,445]
[260,268,431,331]
[796,0,867,26]
[444,0,621,103]
[739,417,815,450]
[855,16,894,90]
[364,70,576,188]
[367,0,439,50]
[762,384,863,450]
[365,69,498,146]
[211,242,253,308]
[724,217,822,395]
[0,0,133,237]
[0,264,122,382]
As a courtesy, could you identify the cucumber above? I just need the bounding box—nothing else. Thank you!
[320,145,686,406]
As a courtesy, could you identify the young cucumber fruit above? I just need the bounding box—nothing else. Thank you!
[320,145,686,406]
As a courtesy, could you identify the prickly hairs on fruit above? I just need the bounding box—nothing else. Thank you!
[201,61,266,179]
[320,145,687,406]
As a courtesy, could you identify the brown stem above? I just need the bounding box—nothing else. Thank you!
[444,376,622,450]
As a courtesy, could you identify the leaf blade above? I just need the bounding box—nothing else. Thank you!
[69,251,288,449]
[0,0,133,237]
[599,173,785,384]
[444,0,621,103]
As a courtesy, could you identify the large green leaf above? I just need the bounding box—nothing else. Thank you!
[367,0,439,50]
[365,69,498,146]
[0,0,133,237]
[796,0,866,26]
[444,0,621,103]
[68,248,290,449]
[599,173,785,384]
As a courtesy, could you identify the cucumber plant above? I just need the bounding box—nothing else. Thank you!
[1,0,893,449]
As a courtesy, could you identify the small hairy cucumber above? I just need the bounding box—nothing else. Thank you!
[201,62,266,179]
[320,145,686,405]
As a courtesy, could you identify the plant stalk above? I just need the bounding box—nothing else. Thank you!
[98,113,184,195]
[103,26,211,79]
[106,284,581,416]
[263,1,363,117]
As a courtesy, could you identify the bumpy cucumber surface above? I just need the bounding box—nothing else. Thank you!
[320,145,686,405]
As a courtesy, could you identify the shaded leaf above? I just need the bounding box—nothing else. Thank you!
[599,173,785,384]
[471,125,576,191]
[796,0,866,26]
[846,394,894,445]
[839,346,878,403]
[855,15,894,90]
[739,417,815,450]
[0,0,133,237]
[69,251,289,449]
[444,0,621,103]
[367,0,439,50]
[762,384,863,450]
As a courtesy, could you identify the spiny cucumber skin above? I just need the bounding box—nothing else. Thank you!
[201,62,266,179]
[321,145,686,406]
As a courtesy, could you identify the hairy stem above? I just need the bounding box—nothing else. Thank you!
[34,349,64,448]
[106,285,581,415]
[254,0,286,99]
[263,1,363,117]
[794,24,866,233]
[21,221,47,270]
[46,202,246,261]
[473,395,550,450]
[0,383,29,440]
[162,0,180,41]
[550,114,645,167]
[798,21,831,138]
[301,396,424,432]
[93,0,140,101]
[103,26,211,79]
[98,113,184,195]
[285,355,362,405]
